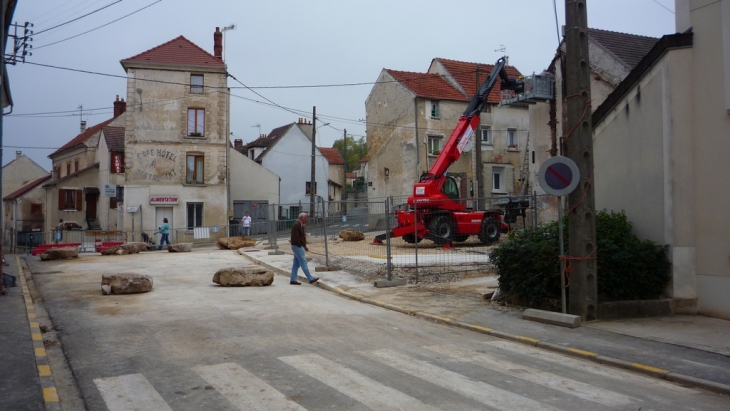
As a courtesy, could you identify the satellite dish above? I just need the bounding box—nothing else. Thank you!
[462,139,473,152]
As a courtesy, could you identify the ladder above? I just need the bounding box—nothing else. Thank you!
[517,132,530,196]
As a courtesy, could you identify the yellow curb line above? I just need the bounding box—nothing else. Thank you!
[568,348,599,358]
[17,256,60,405]
[633,363,669,375]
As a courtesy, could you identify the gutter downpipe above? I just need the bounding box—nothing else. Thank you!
[226,86,231,228]
[414,97,420,181]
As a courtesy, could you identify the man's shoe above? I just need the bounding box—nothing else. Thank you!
[309,277,319,284]
[290,281,301,285]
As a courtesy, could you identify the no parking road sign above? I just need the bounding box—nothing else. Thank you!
[538,156,580,196]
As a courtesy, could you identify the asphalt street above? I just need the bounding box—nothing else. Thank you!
[22,247,730,410]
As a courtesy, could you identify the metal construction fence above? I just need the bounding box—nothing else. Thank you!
[17,193,558,283]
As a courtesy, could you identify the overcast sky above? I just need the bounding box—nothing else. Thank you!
[3,0,676,170]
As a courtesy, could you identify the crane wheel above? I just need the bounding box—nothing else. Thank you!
[478,217,501,244]
[428,215,453,245]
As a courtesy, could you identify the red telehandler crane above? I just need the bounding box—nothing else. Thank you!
[374,57,523,247]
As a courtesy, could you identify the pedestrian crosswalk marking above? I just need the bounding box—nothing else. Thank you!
[280,353,440,411]
[483,340,698,394]
[193,362,306,411]
[359,349,564,411]
[425,344,635,407]
[94,373,173,411]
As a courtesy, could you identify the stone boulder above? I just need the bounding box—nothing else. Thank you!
[40,247,79,261]
[101,242,149,255]
[339,229,365,241]
[168,243,192,252]
[212,266,274,286]
[217,236,256,250]
[101,273,153,295]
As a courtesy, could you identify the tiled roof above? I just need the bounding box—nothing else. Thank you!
[360,156,369,163]
[319,147,344,165]
[240,123,295,161]
[102,126,125,151]
[3,175,51,200]
[588,28,659,69]
[433,58,524,103]
[51,118,115,157]
[386,70,467,101]
[346,172,356,179]
[121,36,225,68]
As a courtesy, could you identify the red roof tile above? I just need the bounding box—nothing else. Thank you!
[346,172,356,179]
[319,147,344,165]
[386,70,467,101]
[121,36,225,68]
[51,118,115,157]
[102,126,125,151]
[3,175,51,200]
[360,156,369,163]
[432,58,523,103]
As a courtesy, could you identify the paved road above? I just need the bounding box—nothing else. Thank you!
[27,249,728,410]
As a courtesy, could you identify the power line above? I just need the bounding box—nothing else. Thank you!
[650,0,674,14]
[33,0,122,36]
[34,1,162,50]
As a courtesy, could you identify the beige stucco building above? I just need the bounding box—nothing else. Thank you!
[590,0,730,318]
[365,58,528,205]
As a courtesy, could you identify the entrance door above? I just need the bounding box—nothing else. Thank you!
[155,207,173,242]
[85,193,98,219]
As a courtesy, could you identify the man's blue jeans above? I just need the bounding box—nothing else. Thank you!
[242,227,250,237]
[291,245,314,282]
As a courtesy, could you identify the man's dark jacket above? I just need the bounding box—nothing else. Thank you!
[291,219,306,247]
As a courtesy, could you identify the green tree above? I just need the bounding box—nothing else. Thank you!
[332,135,367,172]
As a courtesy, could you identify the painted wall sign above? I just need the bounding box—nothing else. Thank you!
[133,148,178,182]
[150,196,179,205]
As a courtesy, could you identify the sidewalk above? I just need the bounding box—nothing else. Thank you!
[241,247,730,395]
[0,254,47,411]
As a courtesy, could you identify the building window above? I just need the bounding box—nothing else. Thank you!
[187,108,205,136]
[190,74,204,93]
[111,151,125,174]
[480,126,492,145]
[431,102,440,118]
[59,189,82,211]
[74,159,79,172]
[187,202,203,229]
[186,153,204,184]
[428,135,442,155]
[507,128,517,148]
[306,181,317,195]
[30,203,42,216]
[66,162,71,176]
[492,167,505,193]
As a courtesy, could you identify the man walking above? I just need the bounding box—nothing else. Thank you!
[290,212,319,285]
[241,211,252,237]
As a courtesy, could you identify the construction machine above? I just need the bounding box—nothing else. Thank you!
[374,57,523,247]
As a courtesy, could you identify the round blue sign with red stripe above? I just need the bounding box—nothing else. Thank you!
[538,156,580,196]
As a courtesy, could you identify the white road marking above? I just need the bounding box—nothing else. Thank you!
[359,349,564,411]
[483,340,698,394]
[425,344,634,406]
[279,353,440,411]
[193,362,306,411]
[94,373,173,411]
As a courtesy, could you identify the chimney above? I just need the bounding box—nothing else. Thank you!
[234,139,243,149]
[113,95,127,117]
[15,151,21,160]
[214,27,223,60]
[80,120,87,133]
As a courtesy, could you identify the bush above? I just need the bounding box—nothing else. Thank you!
[491,210,670,308]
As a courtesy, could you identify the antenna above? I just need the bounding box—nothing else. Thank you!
[251,123,261,137]
[495,45,508,65]
[221,24,236,61]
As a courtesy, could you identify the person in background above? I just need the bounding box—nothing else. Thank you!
[241,211,252,237]
[158,218,171,250]
[289,212,318,285]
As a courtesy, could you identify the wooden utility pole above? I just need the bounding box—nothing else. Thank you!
[565,0,598,321]
[310,106,316,217]
[475,64,484,209]
[342,128,347,215]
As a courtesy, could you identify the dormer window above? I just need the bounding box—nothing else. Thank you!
[190,74,204,93]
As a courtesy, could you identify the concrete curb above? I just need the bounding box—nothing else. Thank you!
[242,252,730,396]
[17,256,61,411]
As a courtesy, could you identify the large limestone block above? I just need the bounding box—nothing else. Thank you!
[101,273,153,295]
[339,229,365,241]
[101,242,149,255]
[168,243,192,252]
[217,236,256,250]
[40,247,79,261]
[213,266,274,286]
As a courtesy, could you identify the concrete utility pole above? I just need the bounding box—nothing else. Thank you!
[310,106,316,217]
[475,64,483,209]
[342,128,347,215]
[564,0,598,321]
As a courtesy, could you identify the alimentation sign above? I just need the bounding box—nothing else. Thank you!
[149,196,179,205]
